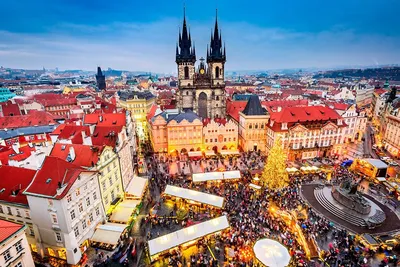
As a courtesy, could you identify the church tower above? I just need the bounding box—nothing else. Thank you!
[176,8,196,111]
[207,10,226,87]
[96,66,106,91]
[176,8,226,119]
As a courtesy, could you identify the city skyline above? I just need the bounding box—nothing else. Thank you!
[1,0,399,73]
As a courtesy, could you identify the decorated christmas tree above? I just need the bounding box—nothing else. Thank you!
[261,137,289,189]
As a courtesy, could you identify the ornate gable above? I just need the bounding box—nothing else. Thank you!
[322,121,338,130]
[289,123,308,132]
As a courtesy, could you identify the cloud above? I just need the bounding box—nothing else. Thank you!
[0,18,399,73]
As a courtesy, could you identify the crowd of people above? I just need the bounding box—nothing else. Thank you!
[142,152,398,267]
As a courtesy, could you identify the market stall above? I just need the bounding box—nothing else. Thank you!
[109,200,141,224]
[125,176,148,200]
[164,185,224,208]
[192,171,241,183]
[253,239,291,267]
[91,223,127,250]
[286,167,299,173]
[148,216,230,262]
[188,151,203,158]
[220,150,240,156]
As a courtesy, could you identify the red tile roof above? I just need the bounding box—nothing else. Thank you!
[0,165,36,205]
[84,113,126,127]
[57,125,90,144]
[270,106,341,123]
[0,111,57,129]
[24,156,88,199]
[37,98,77,107]
[226,99,247,122]
[333,103,349,111]
[147,104,158,121]
[262,99,308,112]
[374,88,387,95]
[0,101,21,117]
[91,126,123,147]
[0,220,25,244]
[50,144,103,168]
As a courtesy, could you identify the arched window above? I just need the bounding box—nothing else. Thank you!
[184,66,189,79]
[186,91,189,96]
[215,66,220,79]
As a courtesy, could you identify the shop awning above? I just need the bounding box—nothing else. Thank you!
[91,223,126,245]
[109,200,141,223]
[205,151,215,156]
[220,150,240,155]
[164,185,224,208]
[253,239,291,267]
[126,176,148,198]
[188,151,202,157]
[376,177,386,182]
[148,216,230,258]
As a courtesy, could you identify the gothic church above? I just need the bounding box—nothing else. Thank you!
[176,9,226,119]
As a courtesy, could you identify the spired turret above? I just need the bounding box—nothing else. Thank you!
[207,9,226,63]
[176,7,196,63]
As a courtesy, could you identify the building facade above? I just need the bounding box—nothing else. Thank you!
[203,119,238,152]
[24,157,105,265]
[149,110,203,154]
[383,90,400,158]
[238,95,269,152]
[0,220,35,267]
[267,106,346,160]
[175,10,226,119]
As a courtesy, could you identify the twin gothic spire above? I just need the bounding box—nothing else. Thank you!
[176,8,226,64]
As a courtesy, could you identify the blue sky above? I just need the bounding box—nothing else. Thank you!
[0,0,399,73]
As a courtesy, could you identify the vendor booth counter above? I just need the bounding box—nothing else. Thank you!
[148,215,230,262]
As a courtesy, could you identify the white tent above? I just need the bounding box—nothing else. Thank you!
[164,185,224,208]
[148,216,230,260]
[126,176,148,199]
[91,223,127,245]
[253,239,291,267]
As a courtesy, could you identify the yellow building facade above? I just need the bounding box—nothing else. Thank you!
[96,146,124,215]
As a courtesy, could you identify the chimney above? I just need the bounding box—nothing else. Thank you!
[89,125,95,135]
[12,143,20,154]
[82,131,93,146]
[277,106,282,112]
[99,115,103,122]
[69,147,76,161]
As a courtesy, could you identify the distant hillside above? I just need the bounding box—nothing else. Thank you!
[313,67,400,81]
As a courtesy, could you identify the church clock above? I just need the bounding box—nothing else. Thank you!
[200,68,205,74]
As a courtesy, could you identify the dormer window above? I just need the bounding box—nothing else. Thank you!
[338,119,343,125]
[282,123,288,130]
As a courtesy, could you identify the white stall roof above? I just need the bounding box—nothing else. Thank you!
[91,223,126,245]
[148,216,230,257]
[126,176,148,198]
[249,183,261,190]
[220,150,240,155]
[109,200,141,223]
[223,170,241,179]
[364,159,388,169]
[192,172,223,182]
[253,239,291,267]
[164,185,224,208]
[192,171,241,183]
[188,151,202,157]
